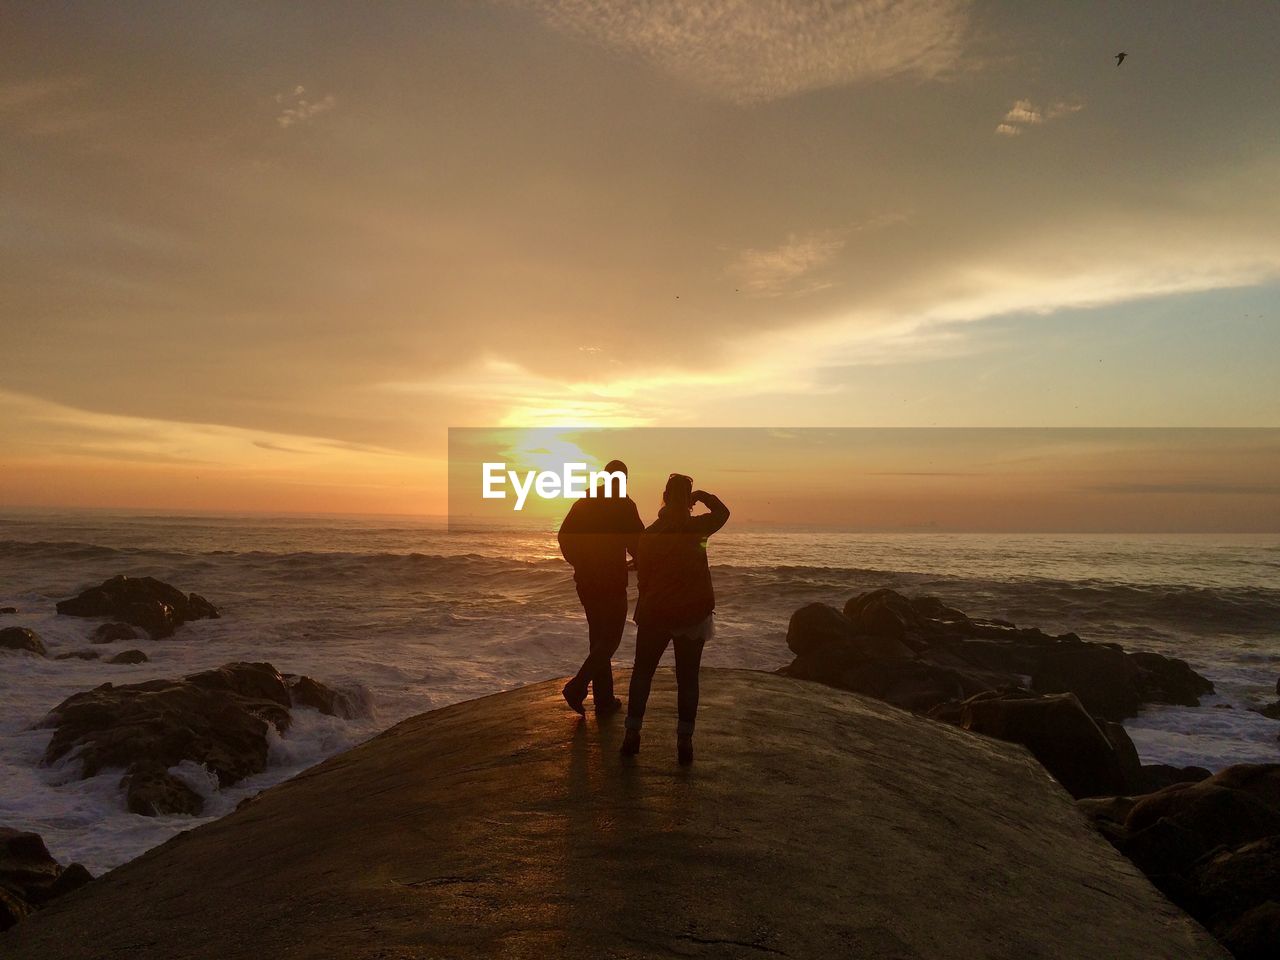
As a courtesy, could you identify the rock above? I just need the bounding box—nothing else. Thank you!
[0,828,93,932]
[54,649,101,661]
[40,661,348,816]
[0,627,47,657]
[1216,901,1280,960]
[785,602,914,661]
[1137,763,1212,793]
[92,622,140,644]
[1075,794,1137,827]
[0,670,1231,960]
[1077,764,1280,958]
[0,885,32,931]
[1099,720,1142,793]
[1110,816,1208,904]
[0,606,16,615]
[908,595,969,622]
[46,862,93,900]
[842,588,920,644]
[285,674,354,717]
[107,649,148,665]
[818,658,977,713]
[1208,763,1280,810]
[960,691,1131,798]
[124,768,204,817]
[785,603,855,658]
[942,637,1043,676]
[1193,835,1280,931]
[1251,700,1280,720]
[784,593,1213,730]
[1129,651,1215,706]
[1125,782,1280,859]
[56,576,219,639]
[1032,644,1143,721]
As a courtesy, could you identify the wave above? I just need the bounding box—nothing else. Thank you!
[4,540,1278,637]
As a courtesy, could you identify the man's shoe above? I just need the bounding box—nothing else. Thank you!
[562,683,586,716]
[595,696,623,718]
[620,729,641,756]
[677,736,694,766]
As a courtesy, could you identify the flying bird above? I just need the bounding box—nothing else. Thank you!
[1115,51,1127,66]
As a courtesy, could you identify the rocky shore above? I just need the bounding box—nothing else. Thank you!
[41,661,357,816]
[0,830,92,932]
[2,577,1274,957]
[1,575,370,938]
[0,671,1227,959]
[781,588,1278,960]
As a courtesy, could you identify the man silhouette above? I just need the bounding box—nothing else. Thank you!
[557,459,643,717]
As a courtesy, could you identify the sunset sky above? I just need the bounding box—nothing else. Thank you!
[3,2,1278,522]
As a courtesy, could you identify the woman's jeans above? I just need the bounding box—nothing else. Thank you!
[625,624,705,737]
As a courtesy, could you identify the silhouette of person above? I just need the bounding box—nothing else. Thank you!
[621,473,729,764]
[557,459,644,717]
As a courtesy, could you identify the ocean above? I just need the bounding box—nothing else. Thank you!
[1,510,1277,874]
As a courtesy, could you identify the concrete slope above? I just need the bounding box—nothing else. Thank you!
[3,669,1226,959]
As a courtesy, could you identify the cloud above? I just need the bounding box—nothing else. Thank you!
[996,97,1083,136]
[0,77,85,112]
[513,0,972,103]
[0,388,406,466]
[1084,481,1280,496]
[275,85,336,127]
[0,76,108,137]
[1003,99,1042,126]
[727,230,847,297]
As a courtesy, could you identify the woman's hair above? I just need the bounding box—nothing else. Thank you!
[663,473,693,510]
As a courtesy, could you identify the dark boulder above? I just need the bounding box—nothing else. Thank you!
[816,658,976,713]
[786,592,1213,728]
[0,828,93,932]
[1031,643,1143,721]
[0,627,46,657]
[1099,720,1143,792]
[841,588,921,645]
[960,691,1131,798]
[1208,763,1280,810]
[54,649,100,661]
[1075,794,1138,828]
[1193,835,1280,931]
[1124,782,1280,866]
[92,622,140,644]
[785,603,855,658]
[285,674,356,717]
[1217,901,1280,960]
[124,768,204,817]
[107,649,149,665]
[786,602,912,660]
[941,637,1041,676]
[1251,700,1280,720]
[907,595,969,623]
[1129,651,1215,706]
[1077,763,1280,956]
[40,661,349,816]
[56,576,220,639]
[0,606,16,615]
[1137,763,1212,794]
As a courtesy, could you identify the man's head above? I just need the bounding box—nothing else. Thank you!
[603,459,628,476]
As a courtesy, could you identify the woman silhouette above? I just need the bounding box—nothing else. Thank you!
[621,473,730,764]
